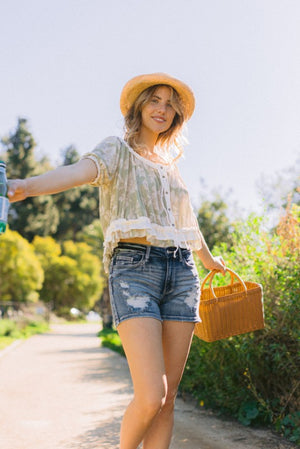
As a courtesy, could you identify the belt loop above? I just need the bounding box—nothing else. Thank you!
[145,245,151,262]
[178,247,183,262]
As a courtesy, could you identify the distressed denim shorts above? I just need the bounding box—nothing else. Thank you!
[108,242,201,327]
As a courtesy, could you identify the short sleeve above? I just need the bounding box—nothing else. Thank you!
[81,136,121,186]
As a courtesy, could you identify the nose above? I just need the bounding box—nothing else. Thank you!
[157,103,167,114]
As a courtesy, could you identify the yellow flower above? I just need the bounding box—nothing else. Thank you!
[199,400,204,407]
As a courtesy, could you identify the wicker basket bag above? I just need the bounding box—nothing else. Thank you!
[194,269,264,342]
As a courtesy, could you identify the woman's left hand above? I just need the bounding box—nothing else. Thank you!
[196,240,227,275]
[205,255,227,275]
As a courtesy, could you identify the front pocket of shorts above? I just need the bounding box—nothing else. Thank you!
[182,252,195,268]
[114,252,145,268]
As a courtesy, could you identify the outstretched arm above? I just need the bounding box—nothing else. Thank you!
[7,159,97,203]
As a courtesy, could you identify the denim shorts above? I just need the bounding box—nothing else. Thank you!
[108,242,201,327]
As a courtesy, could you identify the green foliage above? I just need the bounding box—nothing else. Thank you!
[75,219,104,258]
[63,240,104,301]
[197,192,234,249]
[0,229,44,302]
[98,328,125,356]
[76,221,112,326]
[0,318,49,349]
[181,203,300,443]
[238,401,260,426]
[0,228,104,318]
[0,336,15,350]
[276,412,300,444]
[0,319,17,337]
[32,236,104,315]
[2,118,59,240]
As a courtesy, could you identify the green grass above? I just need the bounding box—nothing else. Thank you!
[0,319,49,350]
[0,336,16,350]
[98,328,125,356]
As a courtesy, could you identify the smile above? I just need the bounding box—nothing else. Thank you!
[152,117,166,123]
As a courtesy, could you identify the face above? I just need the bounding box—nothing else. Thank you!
[140,86,177,138]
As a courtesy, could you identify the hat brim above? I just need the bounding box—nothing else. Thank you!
[120,73,195,121]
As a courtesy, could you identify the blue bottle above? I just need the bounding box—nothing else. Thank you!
[0,161,9,234]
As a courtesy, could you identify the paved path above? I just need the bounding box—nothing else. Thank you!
[0,324,294,449]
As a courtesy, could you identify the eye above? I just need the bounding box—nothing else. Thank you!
[151,98,159,104]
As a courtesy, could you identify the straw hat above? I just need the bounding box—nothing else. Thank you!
[120,73,195,120]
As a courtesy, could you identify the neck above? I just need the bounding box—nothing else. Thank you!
[136,128,158,153]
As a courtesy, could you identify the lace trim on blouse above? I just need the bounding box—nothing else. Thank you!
[103,217,203,273]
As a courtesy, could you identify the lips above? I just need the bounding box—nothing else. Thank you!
[152,116,166,123]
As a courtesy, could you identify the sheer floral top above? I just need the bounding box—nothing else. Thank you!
[81,136,203,273]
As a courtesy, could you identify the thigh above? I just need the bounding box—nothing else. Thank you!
[162,321,195,396]
[117,318,167,401]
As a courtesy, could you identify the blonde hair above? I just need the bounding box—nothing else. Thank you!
[124,85,186,161]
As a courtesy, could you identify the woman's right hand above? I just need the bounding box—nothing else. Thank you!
[7,179,28,203]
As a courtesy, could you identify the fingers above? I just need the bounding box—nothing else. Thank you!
[215,256,227,275]
[7,181,15,198]
[218,256,226,266]
[7,180,26,202]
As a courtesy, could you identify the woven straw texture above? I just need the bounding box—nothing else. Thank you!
[194,269,264,342]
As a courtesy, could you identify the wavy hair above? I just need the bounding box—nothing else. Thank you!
[123,85,186,161]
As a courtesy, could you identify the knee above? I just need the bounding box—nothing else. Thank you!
[136,391,166,421]
[161,388,178,413]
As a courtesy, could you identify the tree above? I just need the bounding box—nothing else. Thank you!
[1,118,59,240]
[0,229,44,303]
[75,219,104,257]
[197,193,234,250]
[76,220,113,327]
[32,236,103,315]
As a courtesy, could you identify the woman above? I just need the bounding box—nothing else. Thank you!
[8,73,226,449]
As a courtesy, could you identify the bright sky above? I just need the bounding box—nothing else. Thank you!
[1,0,299,215]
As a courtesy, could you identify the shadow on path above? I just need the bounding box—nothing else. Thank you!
[63,414,122,449]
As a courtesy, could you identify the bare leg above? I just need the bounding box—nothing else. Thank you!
[143,321,195,449]
[117,318,167,449]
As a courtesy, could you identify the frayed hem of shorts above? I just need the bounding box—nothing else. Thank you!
[115,314,163,328]
[161,316,201,323]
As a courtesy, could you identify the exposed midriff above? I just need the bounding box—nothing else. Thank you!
[119,237,151,246]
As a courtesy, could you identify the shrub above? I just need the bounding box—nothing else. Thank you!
[32,236,104,315]
[98,328,125,356]
[181,202,300,443]
[0,229,44,302]
[0,318,49,349]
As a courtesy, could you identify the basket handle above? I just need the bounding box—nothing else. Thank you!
[201,268,247,299]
